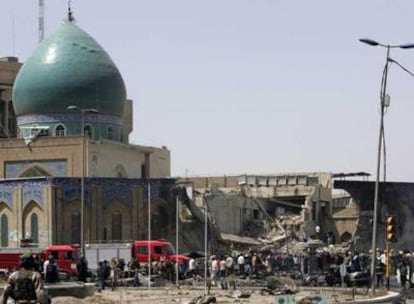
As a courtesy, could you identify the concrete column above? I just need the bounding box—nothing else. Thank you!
[13,186,22,247]
[131,185,139,240]
[92,186,104,240]
[54,186,63,245]
[14,186,23,247]
[44,184,53,247]
[145,153,150,178]
[315,185,321,225]
[137,185,145,239]
[90,184,97,241]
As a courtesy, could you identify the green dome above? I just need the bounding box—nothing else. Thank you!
[13,21,126,117]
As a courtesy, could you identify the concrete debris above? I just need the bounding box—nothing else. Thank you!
[187,295,217,304]
[220,233,262,245]
[229,290,251,299]
[258,234,286,245]
[264,276,297,293]
[52,295,117,304]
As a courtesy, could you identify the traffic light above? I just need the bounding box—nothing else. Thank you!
[386,215,398,242]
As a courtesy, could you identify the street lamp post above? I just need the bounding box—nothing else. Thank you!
[359,38,414,293]
[203,193,209,295]
[67,105,98,255]
[176,195,179,287]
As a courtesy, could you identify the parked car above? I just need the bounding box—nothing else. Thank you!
[302,272,326,286]
[344,271,370,287]
[325,265,342,287]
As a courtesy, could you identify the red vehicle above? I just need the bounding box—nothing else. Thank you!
[132,240,189,264]
[84,239,189,270]
[0,245,80,275]
[45,244,80,275]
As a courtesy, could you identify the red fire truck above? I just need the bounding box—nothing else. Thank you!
[132,240,189,264]
[0,244,80,275]
[85,239,189,270]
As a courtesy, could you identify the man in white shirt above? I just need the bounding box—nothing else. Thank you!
[211,257,218,285]
[237,254,245,276]
[188,257,196,279]
[219,258,226,279]
[225,255,234,276]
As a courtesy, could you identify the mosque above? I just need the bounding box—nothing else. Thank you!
[0,10,179,249]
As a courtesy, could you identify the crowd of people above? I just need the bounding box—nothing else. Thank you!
[88,246,414,292]
[4,245,414,302]
[168,246,414,291]
[95,257,132,291]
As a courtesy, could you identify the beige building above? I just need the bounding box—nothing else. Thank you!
[0,137,170,180]
[0,12,175,249]
[0,56,21,138]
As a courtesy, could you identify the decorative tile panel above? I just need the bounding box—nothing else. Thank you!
[0,186,13,207]
[5,160,67,178]
[17,113,122,126]
[22,185,44,207]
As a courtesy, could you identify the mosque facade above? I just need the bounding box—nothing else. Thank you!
[0,13,177,248]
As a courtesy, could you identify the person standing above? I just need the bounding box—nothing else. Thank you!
[219,257,228,289]
[109,258,119,290]
[375,250,385,287]
[211,257,219,285]
[97,261,106,292]
[225,255,234,276]
[219,257,226,280]
[77,256,88,283]
[251,252,258,276]
[43,255,58,283]
[1,254,47,304]
[400,257,409,290]
[188,257,197,280]
[127,257,141,287]
[32,254,42,274]
[237,254,245,276]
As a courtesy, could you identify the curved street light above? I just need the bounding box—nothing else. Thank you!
[359,38,414,292]
[388,57,414,78]
[67,105,99,255]
[360,38,414,49]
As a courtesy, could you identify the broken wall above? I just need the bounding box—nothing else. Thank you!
[208,193,259,235]
[334,180,414,252]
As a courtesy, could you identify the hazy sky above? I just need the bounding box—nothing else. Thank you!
[2,1,414,181]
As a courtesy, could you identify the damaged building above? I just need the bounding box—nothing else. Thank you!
[175,172,388,255]
[178,170,414,257]
[178,173,343,252]
[334,179,414,252]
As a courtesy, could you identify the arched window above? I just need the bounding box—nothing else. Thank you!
[341,231,352,243]
[55,124,65,137]
[20,165,51,177]
[30,213,39,245]
[8,101,16,135]
[107,127,113,140]
[71,211,81,244]
[103,228,107,241]
[0,101,5,133]
[84,125,93,138]
[111,212,122,240]
[1,214,8,247]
